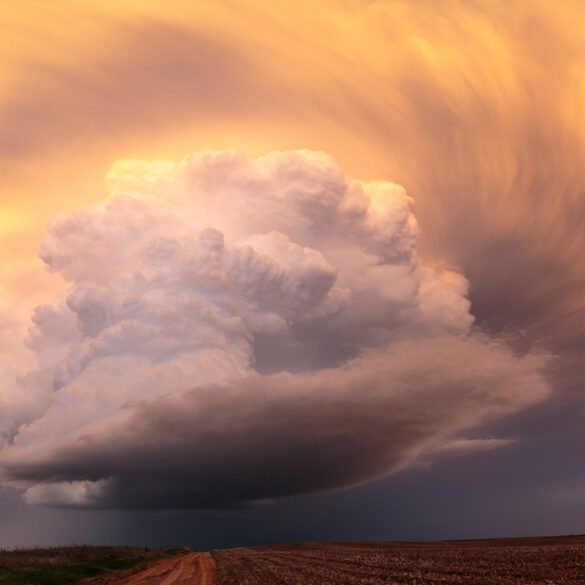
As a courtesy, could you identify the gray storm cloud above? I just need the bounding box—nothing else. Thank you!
[0,150,550,508]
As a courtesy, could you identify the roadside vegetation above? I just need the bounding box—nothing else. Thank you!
[0,545,187,585]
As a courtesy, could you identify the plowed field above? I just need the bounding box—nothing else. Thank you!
[213,536,585,584]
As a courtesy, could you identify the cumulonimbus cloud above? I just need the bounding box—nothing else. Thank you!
[0,150,550,508]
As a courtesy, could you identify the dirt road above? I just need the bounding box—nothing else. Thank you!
[106,552,217,585]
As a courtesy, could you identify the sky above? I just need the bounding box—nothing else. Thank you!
[1,0,585,549]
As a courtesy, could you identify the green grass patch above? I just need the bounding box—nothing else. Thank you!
[0,547,187,585]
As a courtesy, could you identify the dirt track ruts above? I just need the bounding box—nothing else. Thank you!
[105,552,217,585]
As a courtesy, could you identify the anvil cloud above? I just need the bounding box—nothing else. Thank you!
[0,150,549,508]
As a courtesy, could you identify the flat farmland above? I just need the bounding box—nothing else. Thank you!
[212,536,585,584]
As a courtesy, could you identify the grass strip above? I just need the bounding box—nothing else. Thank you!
[0,548,186,585]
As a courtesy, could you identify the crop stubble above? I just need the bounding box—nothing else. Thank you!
[213,537,585,584]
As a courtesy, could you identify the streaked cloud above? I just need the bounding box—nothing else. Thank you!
[1,0,583,524]
[3,1,585,363]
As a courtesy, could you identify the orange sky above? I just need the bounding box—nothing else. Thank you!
[2,0,585,350]
[3,0,585,546]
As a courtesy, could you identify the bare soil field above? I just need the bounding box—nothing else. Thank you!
[4,536,585,584]
[212,536,585,584]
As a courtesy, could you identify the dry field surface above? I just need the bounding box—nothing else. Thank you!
[3,537,585,584]
[212,536,585,585]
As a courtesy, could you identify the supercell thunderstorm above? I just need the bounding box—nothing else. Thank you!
[0,150,549,508]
